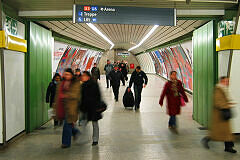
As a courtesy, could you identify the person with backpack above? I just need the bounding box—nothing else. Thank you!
[104,60,114,88]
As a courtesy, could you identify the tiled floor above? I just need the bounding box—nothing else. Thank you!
[0,75,239,160]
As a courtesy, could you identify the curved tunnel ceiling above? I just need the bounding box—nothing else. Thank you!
[38,20,207,54]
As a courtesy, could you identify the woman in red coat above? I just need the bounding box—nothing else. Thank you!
[159,71,188,132]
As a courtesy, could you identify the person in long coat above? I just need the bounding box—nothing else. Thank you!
[108,65,123,102]
[91,63,100,82]
[46,73,62,126]
[80,71,102,146]
[202,77,237,153]
[54,68,82,148]
[159,71,188,132]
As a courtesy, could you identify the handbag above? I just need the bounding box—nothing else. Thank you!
[220,109,232,121]
[180,96,186,107]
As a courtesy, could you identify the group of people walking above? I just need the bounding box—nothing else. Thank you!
[104,60,148,111]
[46,67,103,148]
[46,60,237,153]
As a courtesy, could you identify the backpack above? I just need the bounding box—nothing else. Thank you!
[123,87,135,108]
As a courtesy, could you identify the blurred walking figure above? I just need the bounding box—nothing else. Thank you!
[104,60,113,88]
[201,77,237,153]
[159,71,188,133]
[128,66,148,110]
[91,63,100,82]
[75,68,81,81]
[46,73,62,126]
[54,68,81,148]
[109,65,123,102]
[119,61,128,86]
[80,71,102,146]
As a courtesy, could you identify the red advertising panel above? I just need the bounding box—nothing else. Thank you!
[130,63,134,69]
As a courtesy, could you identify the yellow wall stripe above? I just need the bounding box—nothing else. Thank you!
[0,30,27,52]
[216,34,240,51]
[7,35,27,53]
[0,31,6,48]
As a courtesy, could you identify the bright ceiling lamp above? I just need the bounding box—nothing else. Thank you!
[86,23,114,50]
[128,25,158,51]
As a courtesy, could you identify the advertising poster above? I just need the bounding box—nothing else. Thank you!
[53,41,102,75]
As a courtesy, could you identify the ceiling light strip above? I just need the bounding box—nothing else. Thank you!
[87,23,114,50]
[128,25,158,51]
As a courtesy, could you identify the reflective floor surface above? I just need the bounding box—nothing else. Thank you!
[0,75,239,160]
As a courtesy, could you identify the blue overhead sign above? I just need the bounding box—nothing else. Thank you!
[73,5,176,26]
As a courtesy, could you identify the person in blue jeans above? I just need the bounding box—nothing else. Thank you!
[54,68,82,148]
[159,71,188,134]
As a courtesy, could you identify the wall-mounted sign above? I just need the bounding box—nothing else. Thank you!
[73,5,176,25]
[2,13,25,39]
[117,52,130,56]
[218,21,235,38]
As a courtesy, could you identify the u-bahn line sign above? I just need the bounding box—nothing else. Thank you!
[73,5,176,26]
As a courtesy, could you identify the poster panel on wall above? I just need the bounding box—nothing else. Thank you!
[148,40,193,91]
[53,41,103,75]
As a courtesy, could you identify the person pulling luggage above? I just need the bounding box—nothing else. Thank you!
[128,66,148,110]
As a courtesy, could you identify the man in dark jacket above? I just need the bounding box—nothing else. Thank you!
[104,60,114,88]
[119,61,128,86]
[108,65,123,102]
[128,66,148,110]
[91,63,100,82]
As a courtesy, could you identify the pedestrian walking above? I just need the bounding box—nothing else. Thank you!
[201,76,237,153]
[109,65,123,102]
[75,68,81,81]
[159,71,188,133]
[128,66,148,110]
[54,68,82,148]
[119,61,128,85]
[104,60,114,88]
[46,73,62,126]
[80,71,102,146]
[91,63,100,82]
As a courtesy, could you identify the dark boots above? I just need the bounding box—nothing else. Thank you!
[201,137,237,153]
[225,142,237,153]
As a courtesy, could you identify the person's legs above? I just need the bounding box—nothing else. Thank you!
[62,121,72,147]
[54,120,58,126]
[137,85,143,107]
[168,116,176,127]
[121,76,125,86]
[134,85,143,109]
[112,85,119,101]
[201,136,211,149]
[134,85,139,109]
[168,116,173,127]
[92,121,99,145]
[106,75,109,88]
